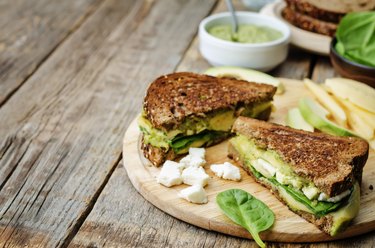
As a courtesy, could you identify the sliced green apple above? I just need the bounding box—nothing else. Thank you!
[325,78,375,114]
[298,98,357,137]
[303,79,347,126]
[286,108,314,132]
[204,66,284,94]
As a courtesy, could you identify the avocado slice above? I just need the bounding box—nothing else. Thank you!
[204,66,284,94]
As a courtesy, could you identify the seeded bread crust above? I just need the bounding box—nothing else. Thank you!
[143,72,276,131]
[282,6,337,36]
[228,143,334,235]
[231,117,369,197]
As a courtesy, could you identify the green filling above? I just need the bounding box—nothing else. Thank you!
[267,177,343,216]
[170,130,228,154]
[138,101,272,152]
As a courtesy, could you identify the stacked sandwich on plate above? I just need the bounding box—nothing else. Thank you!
[282,0,375,36]
[138,72,370,236]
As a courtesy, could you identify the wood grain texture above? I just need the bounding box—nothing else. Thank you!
[121,79,375,243]
[311,56,340,83]
[0,0,103,106]
[0,0,216,246]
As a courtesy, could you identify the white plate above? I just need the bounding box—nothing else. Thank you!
[260,1,331,55]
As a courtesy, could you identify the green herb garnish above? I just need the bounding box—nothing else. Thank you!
[335,12,375,67]
[216,189,274,248]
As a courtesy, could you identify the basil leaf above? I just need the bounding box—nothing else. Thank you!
[216,189,274,248]
[336,12,375,67]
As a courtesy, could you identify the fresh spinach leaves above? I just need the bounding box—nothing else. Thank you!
[336,12,375,67]
[216,189,274,248]
[171,130,228,153]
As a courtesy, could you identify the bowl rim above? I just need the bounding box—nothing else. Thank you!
[199,11,291,48]
[330,37,375,71]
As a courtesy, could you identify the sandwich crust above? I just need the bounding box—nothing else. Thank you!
[285,0,345,23]
[231,117,369,197]
[282,6,337,36]
[143,72,276,131]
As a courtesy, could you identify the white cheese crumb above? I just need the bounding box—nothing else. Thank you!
[188,147,205,159]
[302,185,320,200]
[181,166,209,187]
[257,159,276,177]
[180,154,206,168]
[318,189,351,202]
[157,160,183,187]
[178,185,208,204]
[210,162,241,181]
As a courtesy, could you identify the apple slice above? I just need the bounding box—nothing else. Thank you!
[299,98,357,137]
[346,110,374,140]
[369,139,375,150]
[303,79,347,126]
[325,78,375,113]
[336,97,375,129]
[204,66,284,94]
[286,108,314,132]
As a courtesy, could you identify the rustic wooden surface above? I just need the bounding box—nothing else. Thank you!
[0,0,374,247]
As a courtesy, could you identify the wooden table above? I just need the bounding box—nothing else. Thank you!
[0,0,373,247]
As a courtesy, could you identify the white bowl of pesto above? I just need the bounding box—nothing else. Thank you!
[199,12,290,71]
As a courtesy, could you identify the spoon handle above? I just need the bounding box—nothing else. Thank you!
[225,0,238,33]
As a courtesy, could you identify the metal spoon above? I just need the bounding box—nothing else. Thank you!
[225,0,238,34]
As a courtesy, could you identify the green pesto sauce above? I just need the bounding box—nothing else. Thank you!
[208,24,283,43]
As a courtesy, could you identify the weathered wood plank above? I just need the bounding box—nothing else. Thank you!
[0,0,103,106]
[311,56,340,83]
[0,0,216,246]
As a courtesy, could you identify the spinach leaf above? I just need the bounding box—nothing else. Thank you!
[266,177,343,216]
[171,130,228,153]
[336,12,375,67]
[246,161,344,216]
[216,189,274,248]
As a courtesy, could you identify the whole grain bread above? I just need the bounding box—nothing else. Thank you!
[228,143,336,235]
[231,117,369,197]
[285,0,344,23]
[143,72,276,131]
[282,6,337,36]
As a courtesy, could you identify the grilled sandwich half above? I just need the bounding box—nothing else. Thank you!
[228,117,369,236]
[139,72,276,166]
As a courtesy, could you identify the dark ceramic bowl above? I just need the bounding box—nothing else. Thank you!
[330,37,375,88]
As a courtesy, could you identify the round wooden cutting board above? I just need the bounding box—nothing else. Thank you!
[122,78,375,242]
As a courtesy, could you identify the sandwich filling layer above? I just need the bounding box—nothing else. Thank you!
[229,135,360,235]
[139,102,272,154]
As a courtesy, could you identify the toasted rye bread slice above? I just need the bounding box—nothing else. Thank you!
[282,6,337,36]
[143,72,276,131]
[231,117,369,197]
[228,142,335,235]
[285,0,344,23]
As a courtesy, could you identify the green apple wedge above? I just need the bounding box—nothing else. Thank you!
[299,98,357,137]
[204,66,284,94]
[286,108,314,132]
